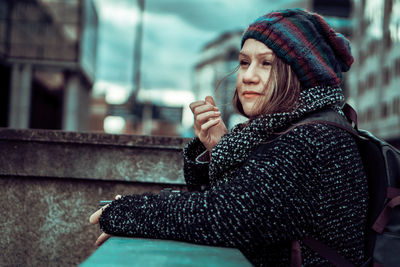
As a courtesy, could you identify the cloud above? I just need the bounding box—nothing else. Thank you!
[145,0,303,31]
[96,0,140,26]
[94,0,306,94]
[140,11,217,90]
[95,0,135,84]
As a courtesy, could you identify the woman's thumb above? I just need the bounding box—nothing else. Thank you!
[205,96,216,106]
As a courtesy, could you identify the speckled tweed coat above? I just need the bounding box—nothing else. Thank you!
[99,85,368,266]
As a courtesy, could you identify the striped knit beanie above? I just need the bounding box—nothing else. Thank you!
[241,8,354,89]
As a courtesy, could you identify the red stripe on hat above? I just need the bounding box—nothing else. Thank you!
[267,30,317,85]
[280,18,340,83]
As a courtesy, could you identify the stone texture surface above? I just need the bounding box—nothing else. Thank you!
[0,176,186,266]
[0,128,190,148]
[0,128,190,266]
[0,128,191,184]
[0,140,186,183]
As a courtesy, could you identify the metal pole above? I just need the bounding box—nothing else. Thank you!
[132,0,144,99]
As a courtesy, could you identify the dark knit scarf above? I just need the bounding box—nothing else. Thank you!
[209,85,344,185]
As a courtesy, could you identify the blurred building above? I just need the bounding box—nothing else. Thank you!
[194,31,245,129]
[129,102,184,136]
[0,0,98,131]
[348,0,400,147]
[91,85,195,137]
[127,89,195,137]
[88,93,108,132]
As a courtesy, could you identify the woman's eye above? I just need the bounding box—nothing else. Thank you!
[262,61,271,66]
[239,60,249,66]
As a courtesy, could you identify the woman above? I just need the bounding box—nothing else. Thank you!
[90,8,368,266]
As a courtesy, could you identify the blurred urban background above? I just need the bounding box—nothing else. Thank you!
[0,1,399,265]
[0,0,399,146]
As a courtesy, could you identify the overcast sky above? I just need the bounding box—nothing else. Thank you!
[93,0,304,96]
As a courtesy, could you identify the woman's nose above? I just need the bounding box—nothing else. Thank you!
[243,65,260,84]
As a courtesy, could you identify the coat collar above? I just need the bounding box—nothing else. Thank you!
[209,85,345,184]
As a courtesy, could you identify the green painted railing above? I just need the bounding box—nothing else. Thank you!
[80,237,252,267]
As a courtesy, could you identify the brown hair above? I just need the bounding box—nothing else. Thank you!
[232,56,302,118]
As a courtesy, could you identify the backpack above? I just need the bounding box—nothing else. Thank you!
[290,103,400,267]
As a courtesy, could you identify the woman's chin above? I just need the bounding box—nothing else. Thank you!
[243,107,259,117]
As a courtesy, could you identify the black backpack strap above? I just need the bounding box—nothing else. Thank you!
[372,189,400,233]
[290,240,356,267]
[302,239,356,267]
[296,106,366,141]
[343,103,359,130]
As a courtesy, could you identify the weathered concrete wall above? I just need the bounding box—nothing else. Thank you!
[0,128,190,183]
[0,128,190,266]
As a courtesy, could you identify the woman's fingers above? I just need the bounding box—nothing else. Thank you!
[90,195,121,246]
[192,104,219,130]
[193,104,218,117]
[196,110,220,124]
[191,96,224,150]
[190,99,218,114]
[90,195,120,224]
[200,118,221,134]
[89,204,108,224]
[95,232,111,246]
[205,95,216,106]
[189,100,208,114]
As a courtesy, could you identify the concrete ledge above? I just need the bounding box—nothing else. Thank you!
[80,237,252,267]
[0,128,190,148]
[0,128,191,266]
[0,128,192,184]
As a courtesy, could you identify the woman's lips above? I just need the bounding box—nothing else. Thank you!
[242,91,262,99]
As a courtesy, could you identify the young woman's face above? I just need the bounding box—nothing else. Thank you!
[237,38,274,117]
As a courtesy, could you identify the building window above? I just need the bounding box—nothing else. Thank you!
[369,40,379,55]
[228,48,238,61]
[359,50,364,65]
[383,67,391,85]
[360,18,367,36]
[385,32,392,49]
[395,58,400,76]
[367,73,376,89]
[366,108,374,122]
[359,111,366,124]
[358,81,364,95]
[394,97,400,115]
[381,102,390,118]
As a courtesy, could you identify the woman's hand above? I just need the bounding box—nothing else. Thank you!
[190,96,227,151]
[89,195,121,246]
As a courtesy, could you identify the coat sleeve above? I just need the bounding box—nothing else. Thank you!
[99,126,328,250]
[182,137,210,191]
